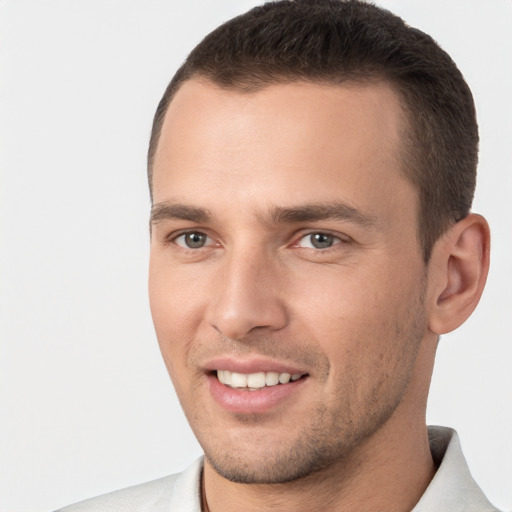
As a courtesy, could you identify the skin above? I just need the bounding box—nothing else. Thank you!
[148,80,490,512]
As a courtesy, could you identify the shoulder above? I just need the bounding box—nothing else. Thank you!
[54,474,179,512]
[54,458,203,512]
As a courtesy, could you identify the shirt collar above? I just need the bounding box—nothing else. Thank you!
[412,426,497,511]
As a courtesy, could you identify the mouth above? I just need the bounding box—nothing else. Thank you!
[205,359,310,413]
[216,370,307,390]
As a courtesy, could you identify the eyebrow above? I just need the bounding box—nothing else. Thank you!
[150,202,212,224]
[265,202,379,229]
[150,200,378,229]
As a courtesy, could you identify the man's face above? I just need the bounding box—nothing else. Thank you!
[149,80,433,483]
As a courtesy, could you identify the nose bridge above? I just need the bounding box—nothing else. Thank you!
[207,241,287,339]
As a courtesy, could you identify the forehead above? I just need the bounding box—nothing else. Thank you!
[151,79,415,224]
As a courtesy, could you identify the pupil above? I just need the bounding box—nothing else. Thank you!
[186,233,205,248]
[312,233,333,248]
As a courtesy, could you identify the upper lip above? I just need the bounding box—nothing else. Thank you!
[203,357,308,375]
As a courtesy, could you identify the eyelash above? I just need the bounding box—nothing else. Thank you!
[170,231,216,250]
[167,229,351,253]
[293,232,349,251]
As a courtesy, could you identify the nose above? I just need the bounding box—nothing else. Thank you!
[205,247,288,340]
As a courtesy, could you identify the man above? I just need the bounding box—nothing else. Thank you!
[57,0,498,510]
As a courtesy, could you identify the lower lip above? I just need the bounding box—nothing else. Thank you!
[208,373,308,415]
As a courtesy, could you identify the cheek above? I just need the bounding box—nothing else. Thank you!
[291,262,424,371]
[149,253,207,329]
[148,257,206,381]
[290,266,395,335]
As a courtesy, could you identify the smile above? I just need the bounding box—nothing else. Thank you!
[216,370,305,390]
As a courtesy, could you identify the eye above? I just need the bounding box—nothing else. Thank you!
[296,232,343,249]
[174,232,212,249]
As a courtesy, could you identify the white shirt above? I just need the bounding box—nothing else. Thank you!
[55,426,501,512]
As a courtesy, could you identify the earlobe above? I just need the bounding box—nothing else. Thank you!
[428,213,490,335]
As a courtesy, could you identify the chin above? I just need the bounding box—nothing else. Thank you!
[201,425,357,485]
[205,451,328,484]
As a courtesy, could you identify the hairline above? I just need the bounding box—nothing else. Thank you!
[148,73,417,194]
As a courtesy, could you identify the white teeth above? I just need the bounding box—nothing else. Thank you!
[265,372,279,386]
[216,370,304,389]
[278,373,291,384]
[217,370,233,385]
[230,372,247,388]
[247,372,266,388]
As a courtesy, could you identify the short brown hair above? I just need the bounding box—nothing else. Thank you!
[148,0,478,262]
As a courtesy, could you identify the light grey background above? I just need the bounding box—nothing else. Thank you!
[1,1,510,511]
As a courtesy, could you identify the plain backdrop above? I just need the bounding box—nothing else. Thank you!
[1,1,511,511]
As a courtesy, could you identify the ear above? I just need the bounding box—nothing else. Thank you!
[428,213,490,335]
